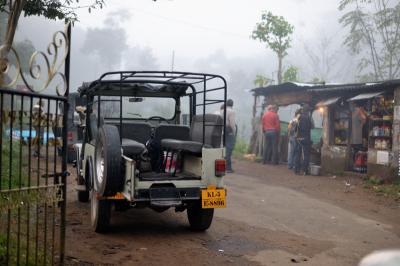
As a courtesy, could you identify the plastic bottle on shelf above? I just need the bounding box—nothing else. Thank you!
[384,126,391,136]
[373,126,379,136]
[381,139,387,149]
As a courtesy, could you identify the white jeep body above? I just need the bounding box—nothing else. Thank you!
[74,71,228,232]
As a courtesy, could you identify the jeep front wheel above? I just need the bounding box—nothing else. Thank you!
[187,201,214,231]
[91,190,111,233]
[77,175,89,202]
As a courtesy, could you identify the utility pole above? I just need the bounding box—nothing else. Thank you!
[171,50,175,72]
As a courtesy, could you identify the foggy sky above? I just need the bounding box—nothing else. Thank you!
[10,0,361,139]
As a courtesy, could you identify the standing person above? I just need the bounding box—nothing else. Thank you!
[350,102,368,148]
[294,104,313,175]
[33,100,44,157]
[287,109,301,169]
[262,104,280,165]
[222,99,237,173]
[214,104,224,115]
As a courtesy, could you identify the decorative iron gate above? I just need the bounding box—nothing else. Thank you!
[0,23,70,265]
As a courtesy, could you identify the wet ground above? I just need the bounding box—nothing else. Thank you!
[65,159,400,266]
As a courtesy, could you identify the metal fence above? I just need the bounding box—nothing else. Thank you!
[0,23,70,265]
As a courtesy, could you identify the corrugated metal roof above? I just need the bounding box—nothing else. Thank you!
[316,97,341,106]
[347,91,383,101]
[251,82,324,96]
[308,80,400,94]
[251,79,400,97]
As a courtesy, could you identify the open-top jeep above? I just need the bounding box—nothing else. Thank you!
[74,71,228,233]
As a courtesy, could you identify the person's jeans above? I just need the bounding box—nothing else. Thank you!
[263,131,278,164]
[225,133,236,170]
[287,136,296,169]
[294,138,311,174]
[34,126,44,155]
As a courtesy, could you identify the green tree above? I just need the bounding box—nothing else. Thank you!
[0,0,105,85]
[12,39,35,73]
[253,74,271,87]
[282,65,299,82]
[339,0,400,80]
[0,10,6,42]
[252,11,294,84]
[0,12,35,75]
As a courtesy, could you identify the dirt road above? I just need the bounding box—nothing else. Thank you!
[65,160,400,265]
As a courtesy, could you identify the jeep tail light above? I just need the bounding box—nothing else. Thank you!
[67,131,73,141]
[215,159,226,177]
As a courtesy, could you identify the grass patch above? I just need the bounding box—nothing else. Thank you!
[363,178,400,201]
[0,226,51,266]
[0,134,51,265]
[233,138,249,159]
[1,138,29,189]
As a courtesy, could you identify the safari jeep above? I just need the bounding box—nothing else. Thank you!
[74,71,228,233]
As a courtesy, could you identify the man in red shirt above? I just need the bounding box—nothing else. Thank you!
[262,105,280,165]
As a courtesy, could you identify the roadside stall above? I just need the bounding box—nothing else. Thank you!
[250,80,400,180]
[362,92,394,177]
[310,80,400,179]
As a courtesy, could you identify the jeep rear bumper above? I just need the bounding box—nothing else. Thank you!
[132,187,200,207]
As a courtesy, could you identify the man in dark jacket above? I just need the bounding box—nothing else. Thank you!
[294,104,314,175]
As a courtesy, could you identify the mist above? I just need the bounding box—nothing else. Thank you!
[10,0,367,140]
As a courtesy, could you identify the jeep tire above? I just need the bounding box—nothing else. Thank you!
[187,201,214,231]
[77,175,89,202]
[91,190,111,233]
[77,150,89,202]
[94,125,122,196]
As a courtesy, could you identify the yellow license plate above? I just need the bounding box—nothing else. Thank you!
[201,188,226,209]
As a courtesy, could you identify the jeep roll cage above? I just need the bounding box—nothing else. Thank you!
[78,71,228,146]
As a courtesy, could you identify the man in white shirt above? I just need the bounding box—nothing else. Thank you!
[221,99,237,173]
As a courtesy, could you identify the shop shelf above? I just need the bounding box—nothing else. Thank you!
[370,118,392,122]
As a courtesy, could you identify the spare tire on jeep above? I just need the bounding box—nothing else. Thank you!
[94,125,122,196]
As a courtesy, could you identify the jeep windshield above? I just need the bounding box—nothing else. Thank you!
[93,96,176,120]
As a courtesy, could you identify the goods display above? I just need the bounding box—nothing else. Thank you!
[368,95,393,151]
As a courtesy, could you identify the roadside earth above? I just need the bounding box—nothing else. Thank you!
[65,159,400,265]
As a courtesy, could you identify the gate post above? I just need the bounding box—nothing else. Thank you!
[60,22,72,265]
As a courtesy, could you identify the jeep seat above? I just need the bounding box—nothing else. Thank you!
[154,125,190,144]
[121,138,146,157]
[161,114,223,154]
[120,122,152,144]
[161,139,204,154]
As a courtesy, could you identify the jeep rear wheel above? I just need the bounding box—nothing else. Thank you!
[91,190,111,233]
[94,125,122,196]
[187,201,214,231]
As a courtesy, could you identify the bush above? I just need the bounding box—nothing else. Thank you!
[233,138,249,159]
[363,178,400,201]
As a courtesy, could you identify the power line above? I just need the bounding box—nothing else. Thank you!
[129,7,251,40]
